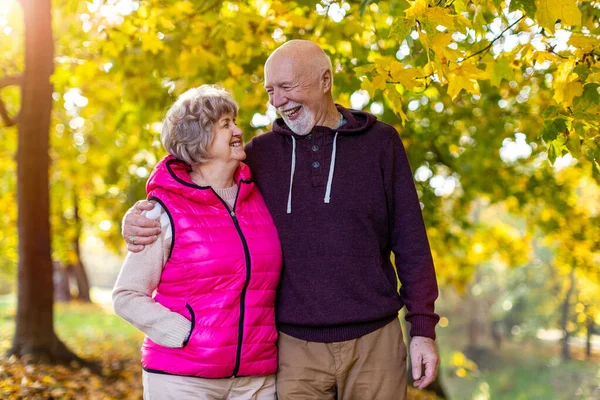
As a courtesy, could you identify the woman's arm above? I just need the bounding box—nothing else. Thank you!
[112,203,191,348]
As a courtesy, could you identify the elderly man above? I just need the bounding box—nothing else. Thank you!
[123,40,440,399]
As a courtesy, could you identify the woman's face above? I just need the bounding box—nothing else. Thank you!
[208,112,246,163]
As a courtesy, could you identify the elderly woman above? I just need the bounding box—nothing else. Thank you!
[112,85,281,399]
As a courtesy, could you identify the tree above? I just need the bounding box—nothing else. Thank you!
[5,0,84,365]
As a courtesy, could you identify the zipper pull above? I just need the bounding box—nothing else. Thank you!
[231,211,235,217]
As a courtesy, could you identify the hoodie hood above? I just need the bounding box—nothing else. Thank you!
[271,105,377,214]
[146,155,254,206]
[272,104,377,137]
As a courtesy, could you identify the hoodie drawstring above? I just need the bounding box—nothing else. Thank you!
[287,132,339,213]
[324,132,339,204]
[287,136,296,214]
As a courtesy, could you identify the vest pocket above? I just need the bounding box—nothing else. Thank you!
[182,302,196,348]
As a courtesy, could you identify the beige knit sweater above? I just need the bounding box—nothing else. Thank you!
[112,185,239,348]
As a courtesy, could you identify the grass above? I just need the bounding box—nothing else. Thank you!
[437,324,600,400]
[0,294,145,399]
[2,293,597,399]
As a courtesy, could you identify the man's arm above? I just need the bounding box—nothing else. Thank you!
[122,200,162,252]
[381,129,440,389]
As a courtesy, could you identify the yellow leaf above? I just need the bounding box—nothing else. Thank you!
[227,62,244,77]
[389,63,423,90]
[139,32,165,55]
[226,40,243,57]
[554,81,583,107]
[385,87,408,125]
[173,1,195,14]
[404,0,428,19]
[372,74,388,91]
[426,7,455,30]
[354,64,377,77]
[431,32,457,63]
[568,34,599,52]
[536,0,581,33]
[447,63,488,99]
[361,78,376,97]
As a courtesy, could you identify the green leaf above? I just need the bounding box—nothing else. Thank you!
[548,142,558,164]
[359,0,377,16]
[389,18,414,42]
[540,118,567,142]
[573,83,600,111]
[491,56,515,88]
[566,132,582,157]
[452,0,468,13]
[542,105,560,118]
[509,0,537,16]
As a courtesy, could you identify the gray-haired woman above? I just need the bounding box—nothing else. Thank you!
[113,85,282,399]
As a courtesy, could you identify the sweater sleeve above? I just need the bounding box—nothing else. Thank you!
[382,130,440,340]
[112,202,191,348]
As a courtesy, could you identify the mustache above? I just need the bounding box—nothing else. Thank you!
[277,103,302,114]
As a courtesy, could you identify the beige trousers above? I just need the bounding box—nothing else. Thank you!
[277,319,408,400]
[142,371,276,400]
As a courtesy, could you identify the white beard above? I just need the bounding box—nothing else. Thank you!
[280,105,315,136]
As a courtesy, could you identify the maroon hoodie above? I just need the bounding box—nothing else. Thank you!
[244,105,439,342]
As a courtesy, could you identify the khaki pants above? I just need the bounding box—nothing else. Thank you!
[142,371,276,400]
[277,319,408,400]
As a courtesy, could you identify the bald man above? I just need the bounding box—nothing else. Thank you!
[123,40,440,399]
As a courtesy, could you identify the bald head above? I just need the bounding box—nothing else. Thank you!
[264,41,339,135]
[265,40,333,84]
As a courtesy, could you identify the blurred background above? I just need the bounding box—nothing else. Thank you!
[0,0,599,398]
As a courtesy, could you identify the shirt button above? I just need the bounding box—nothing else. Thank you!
[307,134,312,140]
[312,161,320,168]
[312,145,319,152]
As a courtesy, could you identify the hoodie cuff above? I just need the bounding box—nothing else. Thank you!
[164,314,193,348]
[407,315,438,340]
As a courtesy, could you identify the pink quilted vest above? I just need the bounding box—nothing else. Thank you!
[141,155,282,378]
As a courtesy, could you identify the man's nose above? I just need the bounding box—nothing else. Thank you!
[233,124,243,136]
[270,90,287,109]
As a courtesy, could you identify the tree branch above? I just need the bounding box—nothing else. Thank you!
[0,75,23,89]
[0,97,18,126]
[460,16,525,62]
[0,75,22,126]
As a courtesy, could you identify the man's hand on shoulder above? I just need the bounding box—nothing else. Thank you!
[410,336,440,390]
[122,200,162,252]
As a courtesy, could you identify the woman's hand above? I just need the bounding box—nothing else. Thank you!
[122,200,162,252]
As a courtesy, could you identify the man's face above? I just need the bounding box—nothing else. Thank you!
[264,58,327,135]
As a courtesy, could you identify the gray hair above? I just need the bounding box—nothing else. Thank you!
[161,85,238,164]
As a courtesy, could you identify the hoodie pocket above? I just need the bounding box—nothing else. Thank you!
[181,303,196,348]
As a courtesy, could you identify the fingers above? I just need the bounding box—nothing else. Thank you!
[127,243,146,253]
[411,350,423,382]
[123,213,161,236]
[127,225,162,238]
[414,358,438,389]
[135,200,155,212]
[128,233,159,246]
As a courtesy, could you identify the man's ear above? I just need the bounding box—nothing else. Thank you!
[321,69,333,93]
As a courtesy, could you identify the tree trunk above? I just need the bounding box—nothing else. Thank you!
[585,308,593,360]
[53,261,71,302]
[6,0,89,368]
[560,267,576,361]
[71,191,91,302]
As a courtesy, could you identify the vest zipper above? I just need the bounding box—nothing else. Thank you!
[212,185,250,378]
